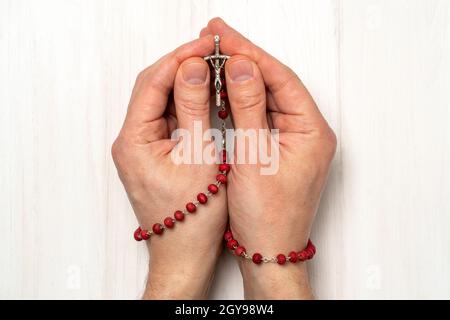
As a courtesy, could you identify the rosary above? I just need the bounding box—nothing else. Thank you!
[133,36,316,265]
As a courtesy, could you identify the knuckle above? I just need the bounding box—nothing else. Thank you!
[328,129,338,151]
[135,67,167,92]
[145,72,169,93]
[135,70,147,84]
[111,138,124,163]
[270,67,300,94]
[111,136,133,167]
[233,90,265,111]
[316,126,337,159]
[177,98,209,117]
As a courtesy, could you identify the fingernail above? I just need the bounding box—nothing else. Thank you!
[182,63,208,84]
[228,60,254,82]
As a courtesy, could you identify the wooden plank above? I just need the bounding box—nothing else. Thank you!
[339,0,450,298]
[1,0,448,299]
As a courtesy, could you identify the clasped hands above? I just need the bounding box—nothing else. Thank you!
[112,18,336,300]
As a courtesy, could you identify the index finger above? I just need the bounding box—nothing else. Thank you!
[126,35,215,126]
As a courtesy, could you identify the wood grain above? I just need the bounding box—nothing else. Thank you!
[0,0,448,299]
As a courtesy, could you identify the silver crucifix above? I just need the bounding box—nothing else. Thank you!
[204,35,230,107]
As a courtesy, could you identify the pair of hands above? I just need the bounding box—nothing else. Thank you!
[112,18,336,299]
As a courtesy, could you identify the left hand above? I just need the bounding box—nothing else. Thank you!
[112,35,228,299]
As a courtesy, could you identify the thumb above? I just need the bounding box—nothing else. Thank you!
[174,57,211,132]
[225,55,269,130]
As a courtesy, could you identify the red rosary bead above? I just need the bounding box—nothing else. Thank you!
[152,223,164,235]
[306,248,314,260]
[288,251,298,263]
[197,193,208,204]
[208,184,219,194]
[222,150,228,163]
[134,227,143,241]
[174,210,185,221]
[220,91,228,99]
[276,254,287,265]
[234,246,246,257]
[308,240,316,254]
[164,217,175,229]
[186,202,197,213]
[252,253,263,264]
[216,174,227,184]
[218,110,228,119]
[219,163,231,173]
[297,251,308,262]
[141,229,150,240]
[224,230,233,242]
[227,239,238,250]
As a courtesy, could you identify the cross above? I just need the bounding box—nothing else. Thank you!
[204,35,230,107]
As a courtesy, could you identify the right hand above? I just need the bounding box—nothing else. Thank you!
[202,18,337,299]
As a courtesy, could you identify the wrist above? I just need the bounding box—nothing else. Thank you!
[226,215,315,300]
[130,189,227,299]
[144,252,219,299]
[144,265,216,300]
[143,235,222,299]
[239,260,314,300]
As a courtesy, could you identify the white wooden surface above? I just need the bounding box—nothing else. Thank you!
[1,0,449,299]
